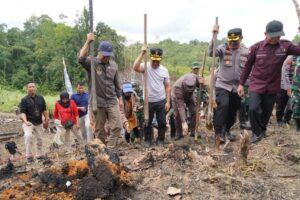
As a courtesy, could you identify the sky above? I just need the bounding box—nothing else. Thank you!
[0,0,299,46]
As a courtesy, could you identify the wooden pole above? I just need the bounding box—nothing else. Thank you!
[143,14,149,125]
[89,0,97,112]
[195,51,207,141]
[292,0,300,27]
[206,17,218,130]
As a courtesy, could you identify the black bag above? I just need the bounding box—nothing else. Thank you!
[63,120,74,129]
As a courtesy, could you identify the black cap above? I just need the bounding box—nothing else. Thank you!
[266,20,285,37]
[150,48,163,61]
[227,28,242,41]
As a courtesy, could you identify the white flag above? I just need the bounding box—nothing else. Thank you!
[63,57,73,95]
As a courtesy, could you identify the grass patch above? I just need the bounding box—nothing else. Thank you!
[0,88,58,113]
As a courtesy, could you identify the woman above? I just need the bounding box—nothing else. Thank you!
[121,82,140,143]
[53,92,82,147]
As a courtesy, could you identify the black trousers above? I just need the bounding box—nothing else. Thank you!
[169,113,176,137]
[213,87,241,135]
[249,91,277,136]
[144,99,166,142]
[276,89,292,123]
[239,101,249,123]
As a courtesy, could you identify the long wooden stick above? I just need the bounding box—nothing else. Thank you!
[143,14,149,125]
[206,17,218,130]
[292,0,300,27]
[89,0,97,112]
[195,51,207,141]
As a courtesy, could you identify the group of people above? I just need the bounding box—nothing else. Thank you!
[19,19,300,162]
[20,81,92,163]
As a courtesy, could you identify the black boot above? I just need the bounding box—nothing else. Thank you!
[220,132,226,144]
[240,121,251,130]
[296,119,300,133]
[224,130,236,141]
[125,132,130,143]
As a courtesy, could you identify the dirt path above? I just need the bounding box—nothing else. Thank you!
[0,113,300,199]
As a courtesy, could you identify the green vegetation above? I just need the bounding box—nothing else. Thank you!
[0,86,58,113]
[0,7,216,94]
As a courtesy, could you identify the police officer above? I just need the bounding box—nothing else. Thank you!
[209,27,248,152]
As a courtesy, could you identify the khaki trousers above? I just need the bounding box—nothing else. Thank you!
[53,119,83,147]
[22,123,44,158]
[93,104,122,148]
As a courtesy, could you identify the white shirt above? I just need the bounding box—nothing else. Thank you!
[142,62,170,102]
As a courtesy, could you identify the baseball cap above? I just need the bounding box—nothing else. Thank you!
[122,83,133,93]
[98,41,113,56]
[192,61,200,69]
[266,20,285,37]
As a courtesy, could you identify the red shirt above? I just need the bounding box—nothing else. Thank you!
[239,39,300,94]
[54,100,78,125]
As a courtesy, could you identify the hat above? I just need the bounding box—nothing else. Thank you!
[266,20,285,37]
[183,75,197,92]
[122,83,133,93]
[227,28,242,41]
[150,48,163,61]
[98,41,113,56]
[192,61,200,69]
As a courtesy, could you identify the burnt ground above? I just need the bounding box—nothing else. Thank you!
[0,112,300,200]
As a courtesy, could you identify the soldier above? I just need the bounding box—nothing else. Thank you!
[209,27,248,152]
[191,61,200,75]
[291,56,300,132]
[276,56,295,126]
[172,73,203,140]
[238,20,300,143]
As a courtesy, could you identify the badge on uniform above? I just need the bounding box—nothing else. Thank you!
[96,67,102,75]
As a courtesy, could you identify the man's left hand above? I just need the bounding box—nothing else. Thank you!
[165,101,170,112]
[43,120,49,129]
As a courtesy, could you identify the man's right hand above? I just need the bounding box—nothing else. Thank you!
[25,121,32,126]
[86,33,95,44]
[141,44,147,55]
[212,25,219,34]
[237,85,244,97]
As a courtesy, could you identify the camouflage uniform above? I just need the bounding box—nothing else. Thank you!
[291,56,300,119]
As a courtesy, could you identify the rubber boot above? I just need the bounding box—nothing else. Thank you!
[296,119,300,133]
[214,136,221,153]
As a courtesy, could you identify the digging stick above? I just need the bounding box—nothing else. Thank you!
[195,51,207,141]
[143,14,149,126]
[206,17,218,130]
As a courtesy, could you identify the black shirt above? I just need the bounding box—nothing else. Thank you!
[20,95,46,125]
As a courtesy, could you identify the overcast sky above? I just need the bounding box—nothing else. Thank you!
[0,0,299,46]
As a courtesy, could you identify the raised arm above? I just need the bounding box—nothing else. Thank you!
[79,33,95,58]
[133,44,147,73]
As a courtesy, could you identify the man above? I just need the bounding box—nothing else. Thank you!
[78,33,122,148]
[209,27,248,151]
[238,20,300,143]
[191,61,200,75]
[20,82,48,163]
[172,73,202,140]
[71,81,93,144]
[133,46,171,147]
[276,56,295,126]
